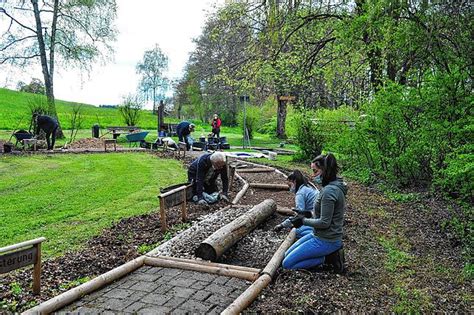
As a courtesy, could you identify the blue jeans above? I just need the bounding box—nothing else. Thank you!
[283,234,342,269]
[296,226,313,239]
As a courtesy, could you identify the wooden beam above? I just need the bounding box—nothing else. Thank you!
[159,196,167,233]
[232,173,249,204]
[0,237,46,254]
[236,167,275,173]
[249,183,289,190]
[32,243,41,295]
[195,199,276,261]
[144,257,259,282]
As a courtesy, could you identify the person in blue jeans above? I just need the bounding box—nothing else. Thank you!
[282,153,348,273]
[275,170,319,238]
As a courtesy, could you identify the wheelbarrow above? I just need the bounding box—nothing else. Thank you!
[125,131,149,147]
[13,130,34,147]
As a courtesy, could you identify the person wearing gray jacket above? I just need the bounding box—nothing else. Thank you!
[282,153,347,273]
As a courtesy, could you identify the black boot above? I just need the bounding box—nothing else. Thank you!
[325,248,346,274]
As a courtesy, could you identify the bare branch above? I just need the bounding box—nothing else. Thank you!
[0,54,40,64]
[0,35,36,52]
[1,10,38,34]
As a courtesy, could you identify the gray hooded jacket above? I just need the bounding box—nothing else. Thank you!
[303,178,348,241]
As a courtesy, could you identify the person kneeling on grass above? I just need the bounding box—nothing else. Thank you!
[274,170,319,239]
[282,153,348,274]
[188,152,230,206]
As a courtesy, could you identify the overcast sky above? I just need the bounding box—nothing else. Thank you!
[0,0,221,108]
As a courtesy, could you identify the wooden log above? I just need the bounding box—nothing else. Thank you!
[221,274,272,315]
[222,229,296,315]
[144,257,259,282]
[276,206,297,216]
[159,185,187,198]
[195,199,276,262]
[23,256,145,315]
[149,255,261,274]
[236,167,275,173]
[0,237,46,254]
[232,173,249,204]
[262,229,296,278]
[249,183,289,190]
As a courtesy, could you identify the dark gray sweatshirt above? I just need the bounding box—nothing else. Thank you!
[302,178,348,241]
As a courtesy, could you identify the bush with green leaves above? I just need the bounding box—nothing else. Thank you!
[118,95,143,126]
[237,105,261,139]
[293,111,324,161]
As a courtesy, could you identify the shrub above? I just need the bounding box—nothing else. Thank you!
[237,105,261,139]
[294,111,324,161]
[119,95,143,126]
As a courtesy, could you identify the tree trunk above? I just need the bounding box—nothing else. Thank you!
[195,199,276,261]
[31,0,64,138]
[276,96,287,139]
[158,100,164,130]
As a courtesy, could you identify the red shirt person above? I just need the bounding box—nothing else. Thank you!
[211,114,221,139]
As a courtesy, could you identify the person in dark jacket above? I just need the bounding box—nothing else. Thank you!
[33,113,58,150]
[211,114,221,139]
[282,153,347,273]
[176,121,195,150]
[188,152,229,206]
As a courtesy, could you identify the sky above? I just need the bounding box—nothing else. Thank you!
[0,0,221,108]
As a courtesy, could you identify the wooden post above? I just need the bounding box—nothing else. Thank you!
[32,243,41,295]
[181,188,187,222]
[159,196,167,233]
[232,173,249,205]
[236,167,275,173]
[195,199,276,261]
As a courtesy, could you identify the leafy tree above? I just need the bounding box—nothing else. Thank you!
[118,95,142,127]
[17,78,45,94]
[0,0,118,135]
[136,44,169,128]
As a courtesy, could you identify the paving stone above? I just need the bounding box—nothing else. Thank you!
[205,293,234,306]
[103,288,134,299]
[180,299,213,313]
[163,296,187,308]
[158,268,183,277]
[143,266,163,274]
[205,283,234,296]
[226,277,250,289]
[170,308,189,315]
[114,279,138,289]
[190,272,218,282]
[127,272,161,282]
[153,283,174,294]
[168,276,197,287]
[67,306,101,315]
[207,305,226,315]
[141,292,173,306]
[101,298,134,311]
[138,266,152,273]
[212,275,231,285]
[191,290,212,301]
[129,281,160,292]
[137,306,171,315]
[189,281,208,290]
[169,286,197,299]
[123,301,148,313]
[228,288,245,299]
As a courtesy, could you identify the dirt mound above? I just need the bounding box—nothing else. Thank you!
[66,138,110,149]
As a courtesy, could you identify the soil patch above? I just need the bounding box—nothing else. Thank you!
[239,188,294,208]
[238,171,287,185]
[65,138,114,150]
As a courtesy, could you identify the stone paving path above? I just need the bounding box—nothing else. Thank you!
[57,266,251,314]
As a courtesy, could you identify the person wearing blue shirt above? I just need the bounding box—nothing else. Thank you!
[275,170,319,238]
[176,121,195,150]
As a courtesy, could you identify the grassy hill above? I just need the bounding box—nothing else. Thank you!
[0,88,173,130]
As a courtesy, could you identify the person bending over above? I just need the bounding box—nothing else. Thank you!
[282,153,347,273]
[188,152,230,206]
[33,113,58,150]
[275,170,319,238]
[176,121,195,150]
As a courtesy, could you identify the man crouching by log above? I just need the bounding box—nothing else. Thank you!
[188,152,230,206]
[33,113,59,150]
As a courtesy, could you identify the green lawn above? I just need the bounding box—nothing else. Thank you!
[0,153,187,257]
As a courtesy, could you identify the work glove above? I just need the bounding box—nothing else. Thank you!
[290,214,305,228]
[197,199,208,206]
[220,194,230,203]
[274,219,293,231]
[292,208,313,218]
